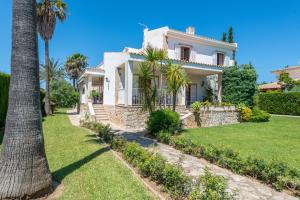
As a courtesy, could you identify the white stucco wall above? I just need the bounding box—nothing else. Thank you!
[143,27,169,49]
[167,37,235,66]
[103,52,129,105]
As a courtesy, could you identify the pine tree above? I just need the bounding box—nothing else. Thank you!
[222,32,227,42]
[228,27,234,43]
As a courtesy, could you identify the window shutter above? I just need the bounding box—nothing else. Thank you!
[175,45,181,59]
[190,48,196,62]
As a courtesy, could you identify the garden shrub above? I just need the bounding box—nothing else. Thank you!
[162,163,192,198]
[258,92,300,115]
[188,168,236,200]
[50,79,79,108]
[140,154,166,183]
[236,104,252,122]
[250,108,270,122]
[146,108,180,135]
[222,64,257,106]
[156,131,171,144]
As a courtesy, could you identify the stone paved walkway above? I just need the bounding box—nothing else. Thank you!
[67,111,297,200]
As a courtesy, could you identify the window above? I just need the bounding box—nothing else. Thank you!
[181,46,190,61]
[217,53,225,66]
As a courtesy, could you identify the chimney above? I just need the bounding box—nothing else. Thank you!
[186,26,195,35]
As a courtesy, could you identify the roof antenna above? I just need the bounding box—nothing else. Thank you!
[138,22,148,30]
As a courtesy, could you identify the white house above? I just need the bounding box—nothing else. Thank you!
[79,26,238,129]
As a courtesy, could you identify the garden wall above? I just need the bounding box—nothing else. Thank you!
[182,106,240,128]
[0,73,10,128]
[258,92,300,116]
[104,105,186,130]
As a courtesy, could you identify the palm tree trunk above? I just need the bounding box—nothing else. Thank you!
[172,91,177,112]
[44,40,52,115]
[0,0,53,198]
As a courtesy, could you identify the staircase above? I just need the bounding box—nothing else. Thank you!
[179,109,192,120]
[92,104,109,122]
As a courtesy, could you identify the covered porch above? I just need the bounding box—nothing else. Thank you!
[115,56,223,107]
[79,68,105,104]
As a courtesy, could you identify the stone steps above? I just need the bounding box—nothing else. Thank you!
[92,104,109,122]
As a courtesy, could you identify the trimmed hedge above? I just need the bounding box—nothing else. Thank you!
[0,73,10,128]
[258,92,300,116]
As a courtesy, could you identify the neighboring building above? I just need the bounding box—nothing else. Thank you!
[259,65,300,92]
[79,26,238,129]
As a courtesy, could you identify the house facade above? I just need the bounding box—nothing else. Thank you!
[79,26,238,129]
[259,65,300,92]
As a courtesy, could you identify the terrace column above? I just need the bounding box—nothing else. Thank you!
[125,61,133,106]
[217,73,222,102]
[88,75,93,102]
[180,86,186,106]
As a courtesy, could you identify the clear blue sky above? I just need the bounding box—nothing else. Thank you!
[1,0,300,82]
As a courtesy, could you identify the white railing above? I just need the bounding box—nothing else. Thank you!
[132,88,178,106]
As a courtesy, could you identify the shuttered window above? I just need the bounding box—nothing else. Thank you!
[217,53,225,66]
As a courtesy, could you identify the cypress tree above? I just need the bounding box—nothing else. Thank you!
[228,26,234,43]
[222,32,227,42]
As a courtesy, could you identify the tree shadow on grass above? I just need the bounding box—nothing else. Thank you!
[52,147,109,182]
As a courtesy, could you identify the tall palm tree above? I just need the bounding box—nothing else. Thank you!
[40,58,65,84]
[0,0,52,198]
[164,62,190,111]
[37,0,67,115]
[65,53,88,113]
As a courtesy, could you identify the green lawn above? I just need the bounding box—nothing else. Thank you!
[179,116,300,169]
[1,110,154,200]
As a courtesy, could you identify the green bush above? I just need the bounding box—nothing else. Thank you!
[140,154,166,183]
[156,131,171,144]
[189,168,236,200]
[162,164,191,198]
[0,72,10,128]
[222,64,257,106]
[258,92,300,115]
[237,104,252,122]
[250,108,271,122]
[50,79,79,108]
[146,109,180,135]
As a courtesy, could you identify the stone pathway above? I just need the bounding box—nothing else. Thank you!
[67,111,298,200]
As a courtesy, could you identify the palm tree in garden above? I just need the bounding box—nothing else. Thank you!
[164,62,190,111]
[0,0,52,198]
[37,0,67,115]
[40,58,65,84]
[143,46,168,108]
[139,62,154,113]
[65,53,88,113]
